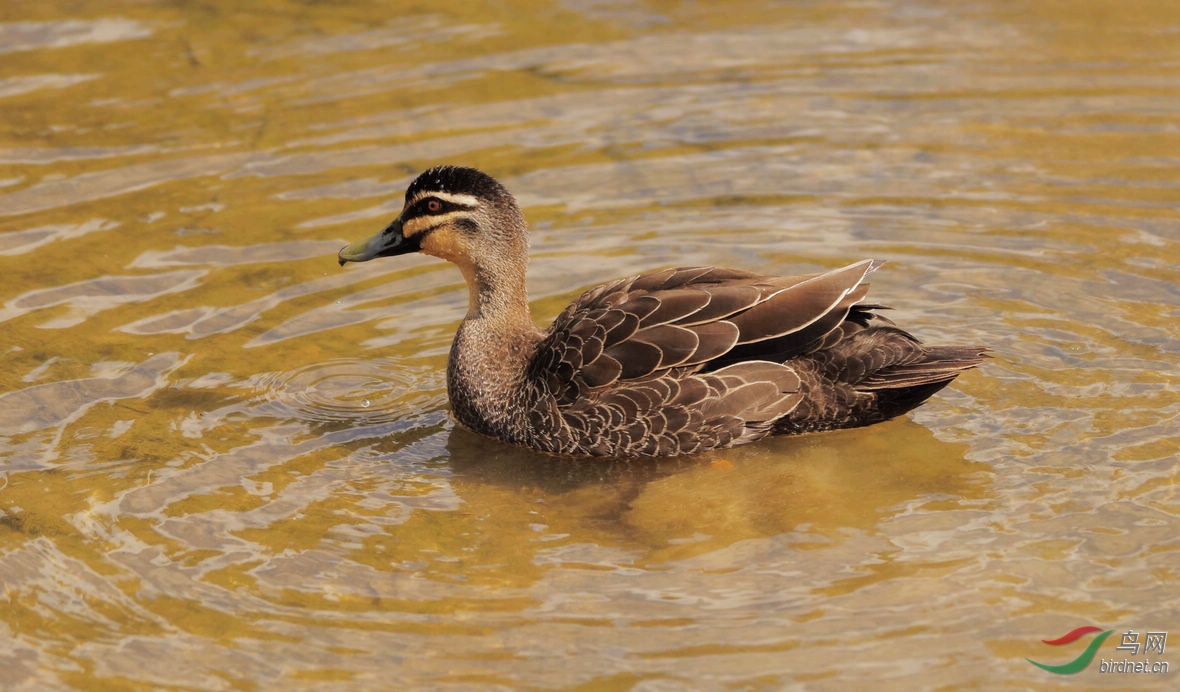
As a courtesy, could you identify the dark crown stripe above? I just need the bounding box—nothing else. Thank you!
[405,165,509,203]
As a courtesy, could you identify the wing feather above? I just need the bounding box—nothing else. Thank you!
[630,324,700,368]
[728,260,876,344]
[681,321,740,365]
[640,288,712,327]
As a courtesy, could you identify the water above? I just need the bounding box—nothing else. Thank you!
[1,1,1177,688]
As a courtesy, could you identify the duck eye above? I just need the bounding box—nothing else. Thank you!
[426,199,442,213]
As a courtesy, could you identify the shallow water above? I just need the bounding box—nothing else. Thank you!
[1,0,1177,688]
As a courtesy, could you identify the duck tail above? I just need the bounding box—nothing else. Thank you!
[858,344,990,419]
[774,330,988,434]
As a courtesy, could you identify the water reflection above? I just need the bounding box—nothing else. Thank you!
[440,417,990,568]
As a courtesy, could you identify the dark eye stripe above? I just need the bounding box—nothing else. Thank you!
[404,197,476,221]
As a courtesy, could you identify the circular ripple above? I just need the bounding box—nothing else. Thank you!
[259,358,443,425]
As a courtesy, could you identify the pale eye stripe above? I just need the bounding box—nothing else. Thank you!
[409,191,480,208]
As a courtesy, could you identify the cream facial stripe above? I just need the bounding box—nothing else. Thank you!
[403,209,471,238]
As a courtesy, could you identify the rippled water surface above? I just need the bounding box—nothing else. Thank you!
[2,0,1178,688]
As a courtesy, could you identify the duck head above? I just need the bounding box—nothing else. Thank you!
[339,166,526,267]
[338,166,532,320]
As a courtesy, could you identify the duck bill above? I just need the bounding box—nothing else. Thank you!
[338,216,420,265]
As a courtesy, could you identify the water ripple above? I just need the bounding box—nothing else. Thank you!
[254,357,443,425]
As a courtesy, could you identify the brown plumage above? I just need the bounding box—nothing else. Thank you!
[338,166,988,457]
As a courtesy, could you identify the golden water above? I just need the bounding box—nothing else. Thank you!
[1,0,1177,688]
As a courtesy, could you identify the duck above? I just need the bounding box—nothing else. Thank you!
[338,166,987,457]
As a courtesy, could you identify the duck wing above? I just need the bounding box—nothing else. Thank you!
[533,260,880,394]
[530,260,881,434]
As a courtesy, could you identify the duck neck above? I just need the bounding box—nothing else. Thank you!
[446,261,542,435]
[462,261,533,327]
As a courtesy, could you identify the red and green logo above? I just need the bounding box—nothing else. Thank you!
[1027,626,1114,674]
